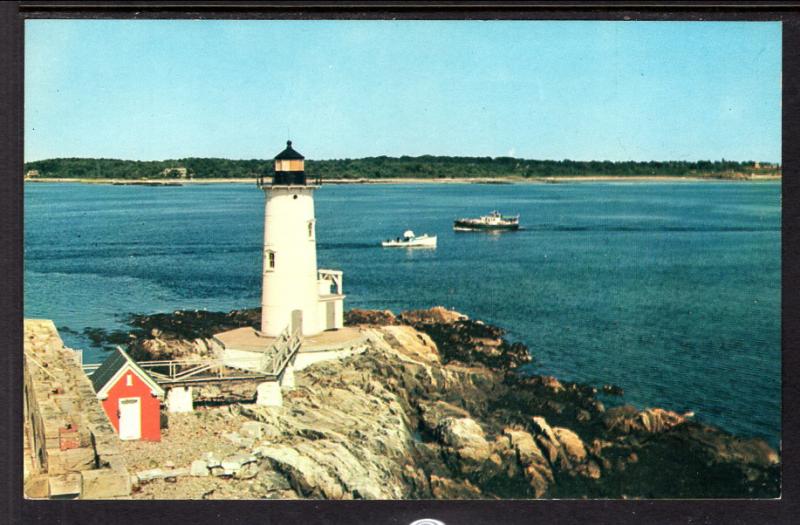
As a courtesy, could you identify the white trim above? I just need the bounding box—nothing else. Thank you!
[318,294,345,302]
[95,349,165,398]
[96,365,130,398]
[121,350,165,396]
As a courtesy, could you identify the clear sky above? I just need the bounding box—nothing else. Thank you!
[24,20,781,163]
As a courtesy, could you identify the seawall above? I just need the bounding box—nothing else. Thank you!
[23,320,131,499]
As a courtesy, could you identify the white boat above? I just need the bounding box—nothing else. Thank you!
[454,210,520,231]
[381,230,437,248]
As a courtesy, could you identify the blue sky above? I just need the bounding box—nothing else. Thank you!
[25,20,781,163]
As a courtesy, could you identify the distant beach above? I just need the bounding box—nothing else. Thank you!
[24,174,782,185]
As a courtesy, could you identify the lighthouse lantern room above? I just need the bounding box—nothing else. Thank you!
[258,141,344,337]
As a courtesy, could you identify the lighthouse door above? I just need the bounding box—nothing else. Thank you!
[326,302,336,330]
[291,309,303,334]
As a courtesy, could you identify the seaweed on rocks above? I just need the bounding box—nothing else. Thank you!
[345,309,400,326]
[81,326,134,351]
[126,308,260,340]
[57,326,79,335]
[80,308,261,357]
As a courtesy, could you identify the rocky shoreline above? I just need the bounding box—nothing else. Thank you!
[100,306,779,499]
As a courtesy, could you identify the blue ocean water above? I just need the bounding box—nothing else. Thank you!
[24,181,781,446]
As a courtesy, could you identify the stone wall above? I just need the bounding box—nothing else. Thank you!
[23,319,132,499]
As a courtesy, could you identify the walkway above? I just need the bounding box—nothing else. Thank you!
[82,326,304,388]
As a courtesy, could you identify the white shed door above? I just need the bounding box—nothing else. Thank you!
[118,397,141,440]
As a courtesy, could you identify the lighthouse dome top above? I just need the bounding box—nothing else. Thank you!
[265,140,310,187]
[275,140,304,161]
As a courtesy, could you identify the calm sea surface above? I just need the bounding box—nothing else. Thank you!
[24,181,781,446]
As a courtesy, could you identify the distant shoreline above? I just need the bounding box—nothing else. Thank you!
[24,174,781,185]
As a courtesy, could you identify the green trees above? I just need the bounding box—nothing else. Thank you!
[23,156,773,180]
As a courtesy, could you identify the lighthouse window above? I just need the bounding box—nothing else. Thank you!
[308,220,315,240]
[265,249,276,271]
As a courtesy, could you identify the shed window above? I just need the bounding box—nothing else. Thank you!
[126,374,133,387]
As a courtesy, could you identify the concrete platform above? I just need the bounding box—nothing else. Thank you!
[214,326,369,374]
[213,326,366,353]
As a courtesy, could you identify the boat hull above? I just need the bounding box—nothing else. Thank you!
[381,236,437,248]
[453,221,519,231]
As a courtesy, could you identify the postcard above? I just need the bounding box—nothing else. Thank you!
[22,18,781,502]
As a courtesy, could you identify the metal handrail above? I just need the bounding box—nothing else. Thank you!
[81,324,303,386]
[261,325,302,376]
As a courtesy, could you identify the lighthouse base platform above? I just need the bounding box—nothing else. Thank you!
[213,326,368,372]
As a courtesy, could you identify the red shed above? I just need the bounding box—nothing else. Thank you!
[90,347,165,441]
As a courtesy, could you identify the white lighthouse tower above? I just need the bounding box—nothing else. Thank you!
[257,141,344,337]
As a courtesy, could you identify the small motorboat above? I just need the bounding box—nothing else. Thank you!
[381,230,437,248]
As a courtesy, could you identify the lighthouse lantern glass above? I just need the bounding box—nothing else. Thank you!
[275,159,304,172]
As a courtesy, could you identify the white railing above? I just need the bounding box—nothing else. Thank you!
[318,269,343,295]
[81,326,303,385]
[261,325,302,375]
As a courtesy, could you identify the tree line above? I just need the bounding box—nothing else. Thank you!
[24,156,779,180]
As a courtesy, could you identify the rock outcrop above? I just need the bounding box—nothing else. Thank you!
[100,306,780,499]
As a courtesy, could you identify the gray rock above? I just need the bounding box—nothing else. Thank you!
[235,462,259,479]
[135,467,189,482]
[437,417,492,474]
[257,446,345,499]
[204,452,221,468]
[222,431,256,449]
[136,468,167,482]
[240,421,268,440]
[438,417,488,450]
[190,459,209,477]
[258,469,292,492]
[221,453,257,473]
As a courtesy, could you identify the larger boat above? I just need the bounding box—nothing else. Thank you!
[453,211,520,231]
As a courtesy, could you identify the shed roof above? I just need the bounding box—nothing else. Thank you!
[274,140,304,161]
[90,347,164,397]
